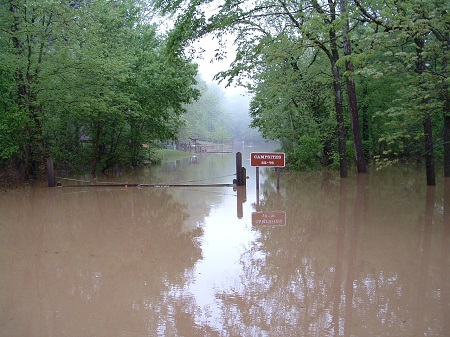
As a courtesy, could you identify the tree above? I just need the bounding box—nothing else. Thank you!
[355,0,449,184]
[2,0,65,178]
[339,0,367,173]
[248,35,336,170]
[0,0,199,178]
[150,0,374,177]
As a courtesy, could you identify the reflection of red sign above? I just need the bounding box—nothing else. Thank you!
[251,152,285,167]
[252,211,286,226]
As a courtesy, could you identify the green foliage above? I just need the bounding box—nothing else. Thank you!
[286,134,324,171]
[0,0,199,177]
[150,0,355,173]
[0,47,20,162]
[149,0,449,180]
[248,36,337,168]
[0,108,27,162]
[2,0,446,179]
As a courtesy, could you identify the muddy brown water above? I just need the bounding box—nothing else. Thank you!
[1,148,449,337]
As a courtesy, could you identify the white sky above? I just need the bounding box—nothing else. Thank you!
[193,35,247,96]
[150,9,247,95]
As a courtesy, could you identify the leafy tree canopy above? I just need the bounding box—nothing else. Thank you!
[0,0,199,177]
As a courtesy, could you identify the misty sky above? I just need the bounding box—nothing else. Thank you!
[194,35,247,96]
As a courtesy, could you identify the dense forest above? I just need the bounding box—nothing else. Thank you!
[1,0,449,186]
[0,0,200,180]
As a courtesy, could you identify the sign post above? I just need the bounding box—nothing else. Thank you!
[250,152,285,190]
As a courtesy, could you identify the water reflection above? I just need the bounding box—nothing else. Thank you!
[0,187,205,336]
[236,186,247,219]
[444,178,450,336]
[0,161,449,336]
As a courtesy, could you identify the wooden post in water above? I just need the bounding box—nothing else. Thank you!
[47,158,55,187]
[241,167,246,186]
[236,152,246,186]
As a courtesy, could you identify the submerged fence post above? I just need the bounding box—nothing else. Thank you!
[47,158,55,187]
[236,152,246,186]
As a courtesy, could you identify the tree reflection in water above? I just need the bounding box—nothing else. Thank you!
[206,169,448,337]
[0,165,449,336]
[0,187,205,336]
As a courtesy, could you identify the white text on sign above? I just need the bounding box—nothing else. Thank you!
[250,152,285,167]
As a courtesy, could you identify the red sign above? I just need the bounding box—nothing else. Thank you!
[250,152,285,167]
[252,211,286,226]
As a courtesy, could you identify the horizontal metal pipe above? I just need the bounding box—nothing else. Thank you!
[61,183,235,188]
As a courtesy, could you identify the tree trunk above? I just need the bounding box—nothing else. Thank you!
[281,0,348,177]
[10,1,47,179]
[290,99,298,152]
[345,61,367,173]
[416,36,436,185]
[11,2,35,179]
[327,0,348,178]
[424,115,436,185]
[289,110,296,152]
[331,48,348,178]
[341,0,367,173]
[445,114,450,177]
[443,35,450,177]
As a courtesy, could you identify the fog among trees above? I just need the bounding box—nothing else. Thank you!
[179,78,262,146]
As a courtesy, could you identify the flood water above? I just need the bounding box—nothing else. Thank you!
[1,145,449,337]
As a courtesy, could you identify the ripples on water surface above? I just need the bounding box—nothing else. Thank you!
[0,150,449,337]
